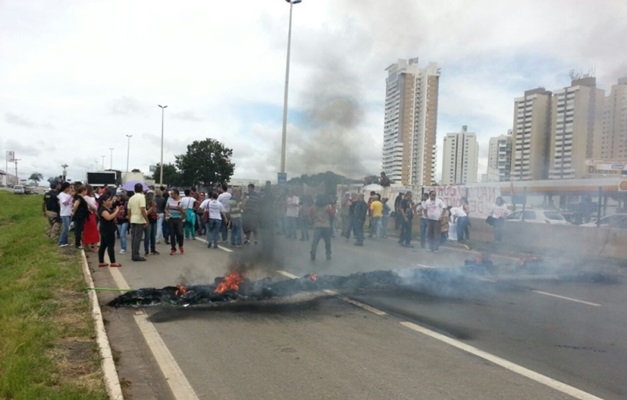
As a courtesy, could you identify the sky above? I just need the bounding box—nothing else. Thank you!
[1,0,626,184]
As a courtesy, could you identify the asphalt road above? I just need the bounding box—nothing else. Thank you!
[93,231,626,400]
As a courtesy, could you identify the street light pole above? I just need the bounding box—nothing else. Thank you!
[280,0,302,174]
[125,134,132,173]
[109,148,114,170]
[158,105,168,185]
[101,155,105,170]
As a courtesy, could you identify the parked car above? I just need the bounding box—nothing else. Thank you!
[579,214,627,229]
[505,209,571,225]
[13,185,25,195]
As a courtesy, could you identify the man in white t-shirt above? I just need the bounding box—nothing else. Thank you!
[200,192,227,248]
[285,190,300,239]
[217,183,231,242]
[422,190,446,252]
[57,182,74,247]
[450,205,469,242]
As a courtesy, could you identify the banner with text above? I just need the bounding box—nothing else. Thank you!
[424,185,502,219]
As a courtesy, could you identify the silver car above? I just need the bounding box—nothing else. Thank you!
[13,185,25,195]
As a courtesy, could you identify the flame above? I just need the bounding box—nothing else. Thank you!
[215,272,243,294]
[309,273,318,281]
[175,284,187,297]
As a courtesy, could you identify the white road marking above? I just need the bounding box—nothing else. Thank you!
[532,290,601,307]
[278,268,603,399]
[196,237,233,252]
[108,268,200,400]
[400,321,603,400]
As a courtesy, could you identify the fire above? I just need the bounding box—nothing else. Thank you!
[175,284,187,297]
[215,272,244,294]
[309,273,318,281]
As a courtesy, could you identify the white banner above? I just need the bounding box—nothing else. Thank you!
[7,151,15,162]
[424,185,502,219]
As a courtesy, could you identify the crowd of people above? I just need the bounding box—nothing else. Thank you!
[42,178,510,266]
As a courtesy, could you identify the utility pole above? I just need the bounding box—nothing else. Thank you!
[109,148,114,170]
[14,159,21,185]
[61,164,68,182]
[125,134,133,173]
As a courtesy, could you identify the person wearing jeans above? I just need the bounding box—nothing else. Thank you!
[57,182,74,247]
[229,189,243,246]
[127,183,148,262]
[199,192,226,249]
[423,191,446,252]
[154,189,166,243]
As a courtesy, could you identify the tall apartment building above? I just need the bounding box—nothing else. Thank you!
[596,77,627,160]
[549,77,604,179]
[511,88,552,181]
[486,132,512,182]
[441,125,479,185]
[382,58,440,188]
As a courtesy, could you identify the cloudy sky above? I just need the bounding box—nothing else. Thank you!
[1,0,626,184]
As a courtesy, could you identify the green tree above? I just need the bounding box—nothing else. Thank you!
[151,163,182,186]
[175,138,235,188]
[28,173,43,184]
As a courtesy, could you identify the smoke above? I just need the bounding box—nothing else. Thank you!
[287,56,368,178]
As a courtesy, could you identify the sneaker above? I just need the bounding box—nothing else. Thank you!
[207,243,212,248]
[170,249,177,255]
[179,246,184,254]
[244,240,250,245]
[151,251,160,255]
[76,246,84,250]
[144,252,149,257]
[58,243,70,248]
[132,257,146,262]
[119,249,127,254]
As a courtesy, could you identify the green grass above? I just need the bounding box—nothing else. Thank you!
[0,191,107,400]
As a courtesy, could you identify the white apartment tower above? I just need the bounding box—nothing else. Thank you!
[486,132,512,182]
[382,58,440,188]
[596,77,627,160]
[549,76,604,179]
[511,88,552,180]
[441,125,479,185]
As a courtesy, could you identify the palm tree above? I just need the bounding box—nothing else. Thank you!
[29,173,43,185]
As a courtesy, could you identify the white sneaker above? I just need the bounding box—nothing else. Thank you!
[119,249,127,254]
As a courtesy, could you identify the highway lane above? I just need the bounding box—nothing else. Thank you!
[94,234,624,399]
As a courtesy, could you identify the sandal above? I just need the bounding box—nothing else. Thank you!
[98,263,108,268]
[109,263,122,268]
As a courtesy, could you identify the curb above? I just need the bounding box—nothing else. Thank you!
[79,250,124,400]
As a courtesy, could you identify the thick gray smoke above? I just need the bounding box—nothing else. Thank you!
[288,57,367,178]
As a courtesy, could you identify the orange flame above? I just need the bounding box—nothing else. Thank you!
[309,273,318,281]
[175,284,187,297]
[215,272,244,294]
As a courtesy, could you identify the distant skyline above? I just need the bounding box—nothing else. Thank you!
[1,0,626,183]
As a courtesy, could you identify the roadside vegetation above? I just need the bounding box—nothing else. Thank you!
[0,190,107,399]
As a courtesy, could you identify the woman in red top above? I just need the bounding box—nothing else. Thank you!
[82,185,100,251]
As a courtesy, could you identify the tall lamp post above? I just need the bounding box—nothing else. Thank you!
[109,147,114,170]
[280,0,302,175]
[125,134,133,173]
[158,104,168,185]
[101,155,106,170]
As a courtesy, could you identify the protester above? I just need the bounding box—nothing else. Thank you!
[71,185,90,250]
[229,188,243,246]
[165,189,185,255]
[217,184,231,242]
[490,196,509,242]
[154,189,166,243]
[394,192,404,230]
[82,185,100,252]
[127,183,147,262]
[423,190,446,252]
[418,193,428,249]
[381,197,391,239]
[299,196,311,241]
[200,192,227,249]
[309,194,333,261]
[57,182,73,248]
[450,203,469,242]
[114,191,129,254]
[242,183,260,245]
[160,186,170,244]
[353,193,367,246]
[97,193,121,268]
[285,189,300,239]
[462,197,471,240]
[343,193,357,240]
[368,194,383,238]
[399,192,414,247]
[43,181,61,240]
[144,191,159,256]
[180,189,198,240]
[440,206,451,245]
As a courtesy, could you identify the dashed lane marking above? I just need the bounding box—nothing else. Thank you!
[108,268,200,400]
[277,268,603,400]
[532,290,601,307]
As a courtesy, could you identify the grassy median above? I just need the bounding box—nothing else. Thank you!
[0,190,107,400]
